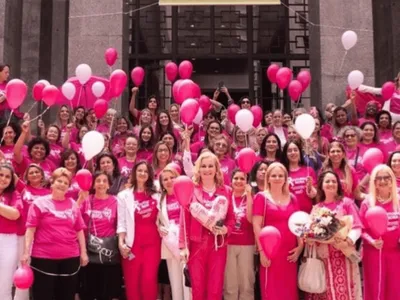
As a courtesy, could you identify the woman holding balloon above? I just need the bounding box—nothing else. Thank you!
[359,164,400,300]
[129,87,158,124]
[305,170,362,300]
[179,151,235,300]
[252,162,302,300]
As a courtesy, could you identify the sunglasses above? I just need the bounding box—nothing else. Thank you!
[241,100,250,104]
[375,175,392,182]
[344,134,356,138]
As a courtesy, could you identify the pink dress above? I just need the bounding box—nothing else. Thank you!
[306,198,362,300]
[359,199,400,300]
[253,192,299,300]
[288,166,316,213]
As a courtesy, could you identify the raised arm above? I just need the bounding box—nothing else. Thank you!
[14,121,30,164]
[129,87,140,119]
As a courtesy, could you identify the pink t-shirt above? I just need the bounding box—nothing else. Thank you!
[71,142,86,165]
[229,195,254,245]
[133,192,160,247]
[1,144,28,163]
[111,133,130,158]
[96,123,110,134]
[382,138,399,157]
[17,186,51,236]
[390,93,400,114]
[190,141,205,154]
[166,194,180,224]
[379,129,393,145]
[60,126,78,144]
[288,166,316,213]
[118,156,135,179]
[346,147,367,181]
[0,192,23,234]
[220,156,237,185]
[66,176,80,200]
[48,143,64,167]
[333,167,359,198]
[14,157,56,180]
[81,195,117,237]
[136,149,153,162]
[27,197,86,259]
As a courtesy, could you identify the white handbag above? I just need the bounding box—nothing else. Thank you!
[298,245,326,294]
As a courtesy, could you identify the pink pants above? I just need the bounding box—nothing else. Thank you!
[188,234,227,300]
[363,247,400,300]
[122,243,161,300]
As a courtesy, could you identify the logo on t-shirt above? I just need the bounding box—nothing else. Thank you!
[49,208,74,220]
[89,208,113,221]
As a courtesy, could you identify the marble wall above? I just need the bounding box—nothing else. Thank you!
[309,0,375,109]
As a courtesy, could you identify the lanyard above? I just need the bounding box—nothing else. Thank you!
[232,194,246,215]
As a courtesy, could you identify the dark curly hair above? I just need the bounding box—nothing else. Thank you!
[128,161,157,195]
[95,152,121,179]
[28,137,50,159]
[316,170,344,203]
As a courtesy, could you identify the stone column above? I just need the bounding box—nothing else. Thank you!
[309,0,375,109]
[68,0,128,113]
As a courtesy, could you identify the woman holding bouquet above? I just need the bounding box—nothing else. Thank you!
[253,162,303,300]
[359,164,400,300]
[306,171,362,300]
[179,152,235,300]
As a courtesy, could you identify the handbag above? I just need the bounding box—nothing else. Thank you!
[298,245,326,294]
[87,196,120,265]
[183,264,191,287]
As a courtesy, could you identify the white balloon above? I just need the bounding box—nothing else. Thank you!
[37,79,50,86]
[91,81,106,98]
[61,82,76,101]
[75,64,92,85]
[81,131,105,160]
[193,108,203,125]
[341,30,358,51]
[235,109,254,133]
[347,70,364,90]
[288,211,311,237]
[295,113,315,139]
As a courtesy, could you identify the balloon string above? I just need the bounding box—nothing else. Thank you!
[378,247,382,300]
[182,209,189,259]
[26,102,38,114]
[29,107,50,123]
[338,51,348,74]
[0,111,13,145]
[264,267,268,300]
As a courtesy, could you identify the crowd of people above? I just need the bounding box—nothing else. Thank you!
[0,62,399,300]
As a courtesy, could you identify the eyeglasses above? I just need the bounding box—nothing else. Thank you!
[215,142,228,149]
[375,176,392,182]
[241,100,250,104]
[345,134,356,138]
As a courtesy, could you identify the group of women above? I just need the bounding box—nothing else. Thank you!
[0,61,399,300]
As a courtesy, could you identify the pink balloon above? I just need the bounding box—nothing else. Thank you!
[297,70,312,92]
[250,105,263,127]
[42,85,60,107]
[363,148,384,173]
[110,69,127,98]
[266,64,280,83]
[177,79,196,104]
[179,60,193,79]
[75,169,93,191]
[131,67,145,86]
[172,79,184,103]
[193,83,201,99]
[288,80,303,101]
[237,148,256,173]
[104,48,118,67]
[198,95,212,115]
[227,104,240,125]
[32,82,45,101]
[259,226,281,259]
[365,206,388,237]
[276,67,293,89]
[165,62,178,82]
[93,99,108,119]
[173,176,194,207]
[5,79,27,109]
[382,81,395,100]
[167,162,182,175]
[180,99,200,125]
[13,265,34,289]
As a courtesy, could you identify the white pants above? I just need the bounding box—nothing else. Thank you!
[224,245,255,300]
[0,233,19,300]
[166,258,191,300]
[13,236,29,300]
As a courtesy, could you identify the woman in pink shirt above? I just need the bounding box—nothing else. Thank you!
[231,126,248,159]
[132,108,153,136]
[359,165,400,300]
[80,171,122,300]
[56,105,75,142]
[0,64,24,120]
[43,124,64,167]
[136,125,155,162]
[267,109,288,146]
[14,121,56,180]
[359,121,384,153]
[152,141,173,180]
[212,134,236,185]
[253,162,303,300]
[376,110,393,145]
[0,164,22,300]
[129,87,159,126]
[158,166,191,300]
[179,152,235,300]
[160,131,184,165]
[224,169,255,300]
[94,153,126,196]
[281,141,317,213]
[111,116,132,158]
[154,110,180,141]
[118,135,138,180]
[190,120,223,154]
[383,121,400,155]
[387,151,400,192]
[117,161,161,300]
[0,122,27,163]
[62,124,88,165]
[97,108,116,135]
[60,149,82,200]
[258,133,282,163]
[21,167,88,300]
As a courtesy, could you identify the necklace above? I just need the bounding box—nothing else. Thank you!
[202,185,216,196]
[377,194,391,204]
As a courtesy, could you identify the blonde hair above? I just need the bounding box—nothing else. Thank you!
[264,162,290,196]
[159,166,180,204]
[369,164,399,211]
[139,108,152,126]
[192,152,224,187]
[50,167,72,186]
